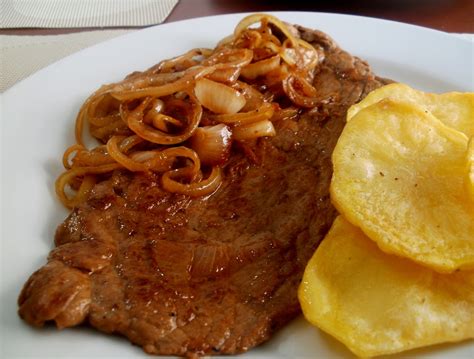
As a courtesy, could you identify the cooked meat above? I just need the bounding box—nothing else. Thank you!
[18,26,387,357]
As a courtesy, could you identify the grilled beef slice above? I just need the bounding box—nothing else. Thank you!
[18,26,387,357]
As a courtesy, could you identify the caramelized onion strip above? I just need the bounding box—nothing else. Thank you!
[234,81,265,111]
[128,151,172,173]
[64,143,115,169]
[232,120,276,140]
[160,146,201,175]
[74,175,96,206]
[88,113,121,127]
[189,124,232,166]
[296,38,320,70]
[116,71,188,92]
[150,114,183,132]
[162,166,222,197]
[61,14,325,209]
[261,40,281,54]
[86,94,121,127]
[106,136,148,172]
[75,84,114,145]
[241,55,280,80]
[147,48,213,74]
[282,74,320,108]
[55,163,122,208]
[234,13,298,48]
[195,78,246,114]
[119,135,144,152]
[122,92,202,145]
[203,48,253,69]
[271,106,300,122]
[62,144,85,169]
[112,66,215,101]
[89,118,130,142]
[214,102,274,126]
[206,67,241,84]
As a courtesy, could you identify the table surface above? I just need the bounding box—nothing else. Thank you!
[1,0,473,35]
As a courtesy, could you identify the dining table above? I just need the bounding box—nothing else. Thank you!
[1,0,473,92]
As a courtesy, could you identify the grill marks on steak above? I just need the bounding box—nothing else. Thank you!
[18,26,387,357]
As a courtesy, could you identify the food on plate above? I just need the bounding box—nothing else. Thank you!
[347,83,474,137]
[18,14,389,356]
[331,98,474,273]
[299,85,474,356]
[298,216,474,358]
[55,13,324,209]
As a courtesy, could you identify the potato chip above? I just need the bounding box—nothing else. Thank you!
[347,83,474,137]
[331,99,474,272]
[298,216,474,358]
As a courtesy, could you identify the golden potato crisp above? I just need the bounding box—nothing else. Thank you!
[347,83,474,137]
[331,99,474,272]
[468,138,474,201]
[298,216,474,358]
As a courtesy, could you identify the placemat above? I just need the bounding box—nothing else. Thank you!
[0,30,133,92]
[1,0,178,28]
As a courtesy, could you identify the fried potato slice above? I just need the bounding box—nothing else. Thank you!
[331,99,474,272]
[298,216,474,358]
[347,83,474,137]
[468,138,474,202]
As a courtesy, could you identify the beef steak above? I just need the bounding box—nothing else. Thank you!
[18,25,387,357]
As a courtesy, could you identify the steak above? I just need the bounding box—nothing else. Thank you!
[18,26,387,357]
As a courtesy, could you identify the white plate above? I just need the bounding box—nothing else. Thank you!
[1,11,473,359]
